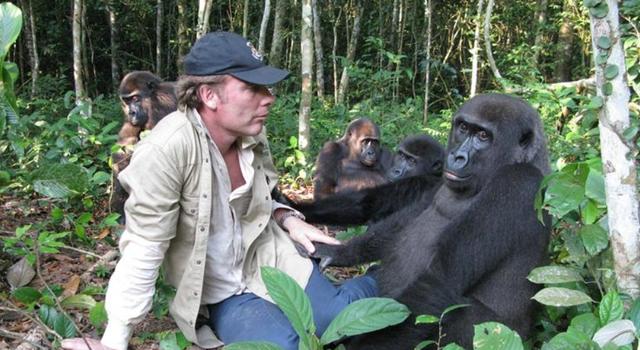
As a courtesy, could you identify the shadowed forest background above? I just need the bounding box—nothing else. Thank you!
[0,0,639,349]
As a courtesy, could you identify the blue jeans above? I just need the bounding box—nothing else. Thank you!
[207,263,378,350]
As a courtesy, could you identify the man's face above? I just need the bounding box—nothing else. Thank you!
[212,76,275,137]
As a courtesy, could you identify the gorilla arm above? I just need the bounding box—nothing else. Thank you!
[295,175,440,226]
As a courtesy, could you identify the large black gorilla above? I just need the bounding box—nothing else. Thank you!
[306,94,551,348]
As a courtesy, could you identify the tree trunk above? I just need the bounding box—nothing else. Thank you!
[269,0,286,67]
[483,0,502,82]
[106,0,119,92]
[72,0,86,102]
[470,0,484,97]
[177,0,188,75]
[243,0,249,38]
[258,0,271,54]
[387,0,399,70]
[393,0,405,101]
[311,0,324,99]
[533,0,548,66]
[337,2,361,105]
[422,0,432,125]
[588,0,640,299]
[331,4,342,103]
[554,0,574,82]
[18,0,38,98]
[196,0,213,39]
[299,0,313,151]
[156,0,163,76]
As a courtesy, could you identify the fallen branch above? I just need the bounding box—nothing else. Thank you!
[80,249,118,283]
[14,328,47,350]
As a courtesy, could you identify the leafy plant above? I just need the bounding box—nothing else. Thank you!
[0,2,22,136]
[225,266,410,350]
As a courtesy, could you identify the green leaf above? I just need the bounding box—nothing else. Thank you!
[587,96,604,110]
[320,297,410,344]
[599,291,624,325]
[532,287,593,307]
[473,322,524,350]
[585,167,605,204]
[582,200,603,225]
[54,313,77,338]
[542,331,600,350]
[61,294,97,310]
[0,2,22,61]
[590,2,609,18]
[596,52,609,65]
[628,298,640,336]
[544,176,585,217]
[583,0,602,8]
[597,36,612,50]
[441,343,465,350]
[442,303,471,317]
[415,314,440,325]
[158,331,190,350]
[604,65,619,80]
[568,313,599,338]
[260,267,315,349]
[30,163,89,198]
[91,171,111,185]
[12,287,42,304]
[579,224,609,256]
[527,265,583,284]
[593,320,636,347]
[224,342,283,350]
[603,82,613,96]
[89,302,108,328]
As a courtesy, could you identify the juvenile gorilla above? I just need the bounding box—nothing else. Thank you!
[312,94,551,348]
[386,134,444,182]
[111,71,177,220]
[313,118,390,199]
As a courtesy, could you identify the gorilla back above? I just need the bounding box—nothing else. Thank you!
[314,94,551,349]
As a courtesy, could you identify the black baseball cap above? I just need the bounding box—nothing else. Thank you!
[183,31,289,86]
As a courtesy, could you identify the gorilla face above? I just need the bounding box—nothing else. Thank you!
[121,94,149,126]
[387,135,444,180]
[444,94,544,195]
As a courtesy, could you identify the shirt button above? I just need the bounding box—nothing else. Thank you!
[196,260,202,265]
[194,291,199,296]
[190,209,196,214]
[258,223,262,228]
[205,158,209,163]
[203,194,207,198]
[200,226,205,232]
[265,196,269,200]
[257,165,261,169]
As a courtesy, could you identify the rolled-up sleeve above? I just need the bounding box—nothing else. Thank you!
[101,143,182,350]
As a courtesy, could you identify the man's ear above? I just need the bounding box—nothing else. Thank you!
[198,85,218,110]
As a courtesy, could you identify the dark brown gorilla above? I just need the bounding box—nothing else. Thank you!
[313,118,390,200]
[111,71,177,221]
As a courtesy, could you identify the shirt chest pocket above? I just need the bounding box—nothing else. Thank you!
[176,195,200,243]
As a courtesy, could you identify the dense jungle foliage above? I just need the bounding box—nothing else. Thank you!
[0,0,640,349]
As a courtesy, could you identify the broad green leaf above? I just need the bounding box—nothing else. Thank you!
[158,331,190,350]
[0,169,9,185]
[579,224,609,256]
[473,322,524,350]
[596,52,609,65]
[89,302,108,328]
[589,2,609,18]
[587,96,604,110]
[532,287,593,307]
[91,171,111,185]
[544,177,584,217]
[585,162,605,203]
[442,343,465,350]
[321,297,410,344]
[527,265,583,284]
[582,200,603,225]
[225,342,282,350]
[542,331,600,350]
[599,291,624,325]
[583,0,603,8]
[30,163,89,198]
[568,313,599,338]
[61,294,97,310]
[0,2,22,60]
[12,287,42,304]
[415,314,439,325]
[33,179,73,198]
[627,298,640,336]
[54,313,77,338]
[38,305,59,328]
[604,65,619,80]
[260,267,314,349]
[592,320,636,347]
[597,37,612,50]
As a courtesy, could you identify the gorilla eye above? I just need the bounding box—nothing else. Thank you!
[458,122,469,133]
[477,130,490,141]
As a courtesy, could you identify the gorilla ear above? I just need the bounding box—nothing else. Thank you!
[519,130,533,148]
[433,160,443,172]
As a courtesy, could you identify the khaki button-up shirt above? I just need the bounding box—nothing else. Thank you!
[101,108,312,350]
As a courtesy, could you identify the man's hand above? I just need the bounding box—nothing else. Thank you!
[61,338,114,350]
[283,216,340,254]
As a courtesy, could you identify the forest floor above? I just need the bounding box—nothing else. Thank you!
[0,185,361,350]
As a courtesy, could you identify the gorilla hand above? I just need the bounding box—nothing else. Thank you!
[311,243,341,270]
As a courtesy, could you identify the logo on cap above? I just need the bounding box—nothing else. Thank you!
[246,42,263,62]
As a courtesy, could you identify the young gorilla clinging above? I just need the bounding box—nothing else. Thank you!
[311,94,551,349]
[110,71,177,221]
[312,118,390,200]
